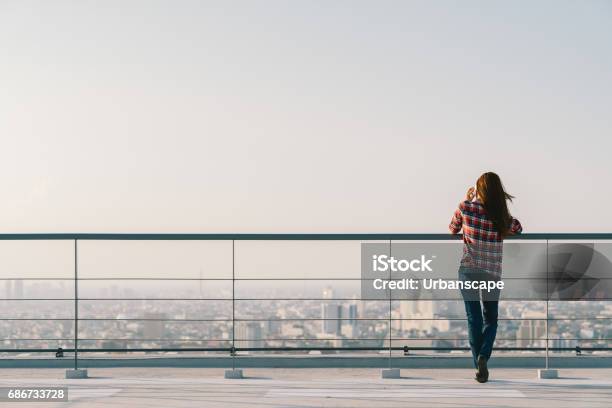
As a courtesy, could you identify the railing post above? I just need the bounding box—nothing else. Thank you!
[66,239,87,378]
[539,239,557,379]
[389,240,392,367]
[225,239,243,378]
[545,298,549,369]
[382,239,400,378]
[75,238,78,370]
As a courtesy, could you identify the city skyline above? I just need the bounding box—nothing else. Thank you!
[2,279,609,353]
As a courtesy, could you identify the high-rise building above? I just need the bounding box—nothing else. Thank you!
[551,336,572,352]
[321,287,342,336]
[516,312,546,347]
[322,304,342,336]
[348,303,358,325]
[342,302,359,337]
[236,322,263,349]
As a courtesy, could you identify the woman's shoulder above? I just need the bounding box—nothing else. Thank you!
[460,199,485,212]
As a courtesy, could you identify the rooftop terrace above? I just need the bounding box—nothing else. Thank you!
[2,367,611,408]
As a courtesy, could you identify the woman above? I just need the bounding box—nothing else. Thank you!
[449,172,522,383]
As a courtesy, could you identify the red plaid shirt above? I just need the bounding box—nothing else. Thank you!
[449,199,522,277]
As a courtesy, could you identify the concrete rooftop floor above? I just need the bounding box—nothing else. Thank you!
[0,367,610,408]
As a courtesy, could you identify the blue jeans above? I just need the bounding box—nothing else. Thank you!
[458,267,500,368]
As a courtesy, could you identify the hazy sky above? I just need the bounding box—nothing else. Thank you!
[1,0,611,233]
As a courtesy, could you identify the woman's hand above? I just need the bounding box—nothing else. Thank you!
[465,186,476,201]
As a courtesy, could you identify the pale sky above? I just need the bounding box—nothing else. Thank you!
[1,0,611,233]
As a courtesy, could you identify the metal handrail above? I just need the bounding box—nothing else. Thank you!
[0,232,611,240]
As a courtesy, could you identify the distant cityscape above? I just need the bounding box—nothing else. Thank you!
[1,279,611,354]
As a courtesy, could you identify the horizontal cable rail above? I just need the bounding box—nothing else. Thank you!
[0,346,612,353]
[0,233,610,374]
[4,317,611,320]
[3,338,610,342]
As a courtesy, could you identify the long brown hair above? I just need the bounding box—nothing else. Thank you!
[476,172,515,237]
